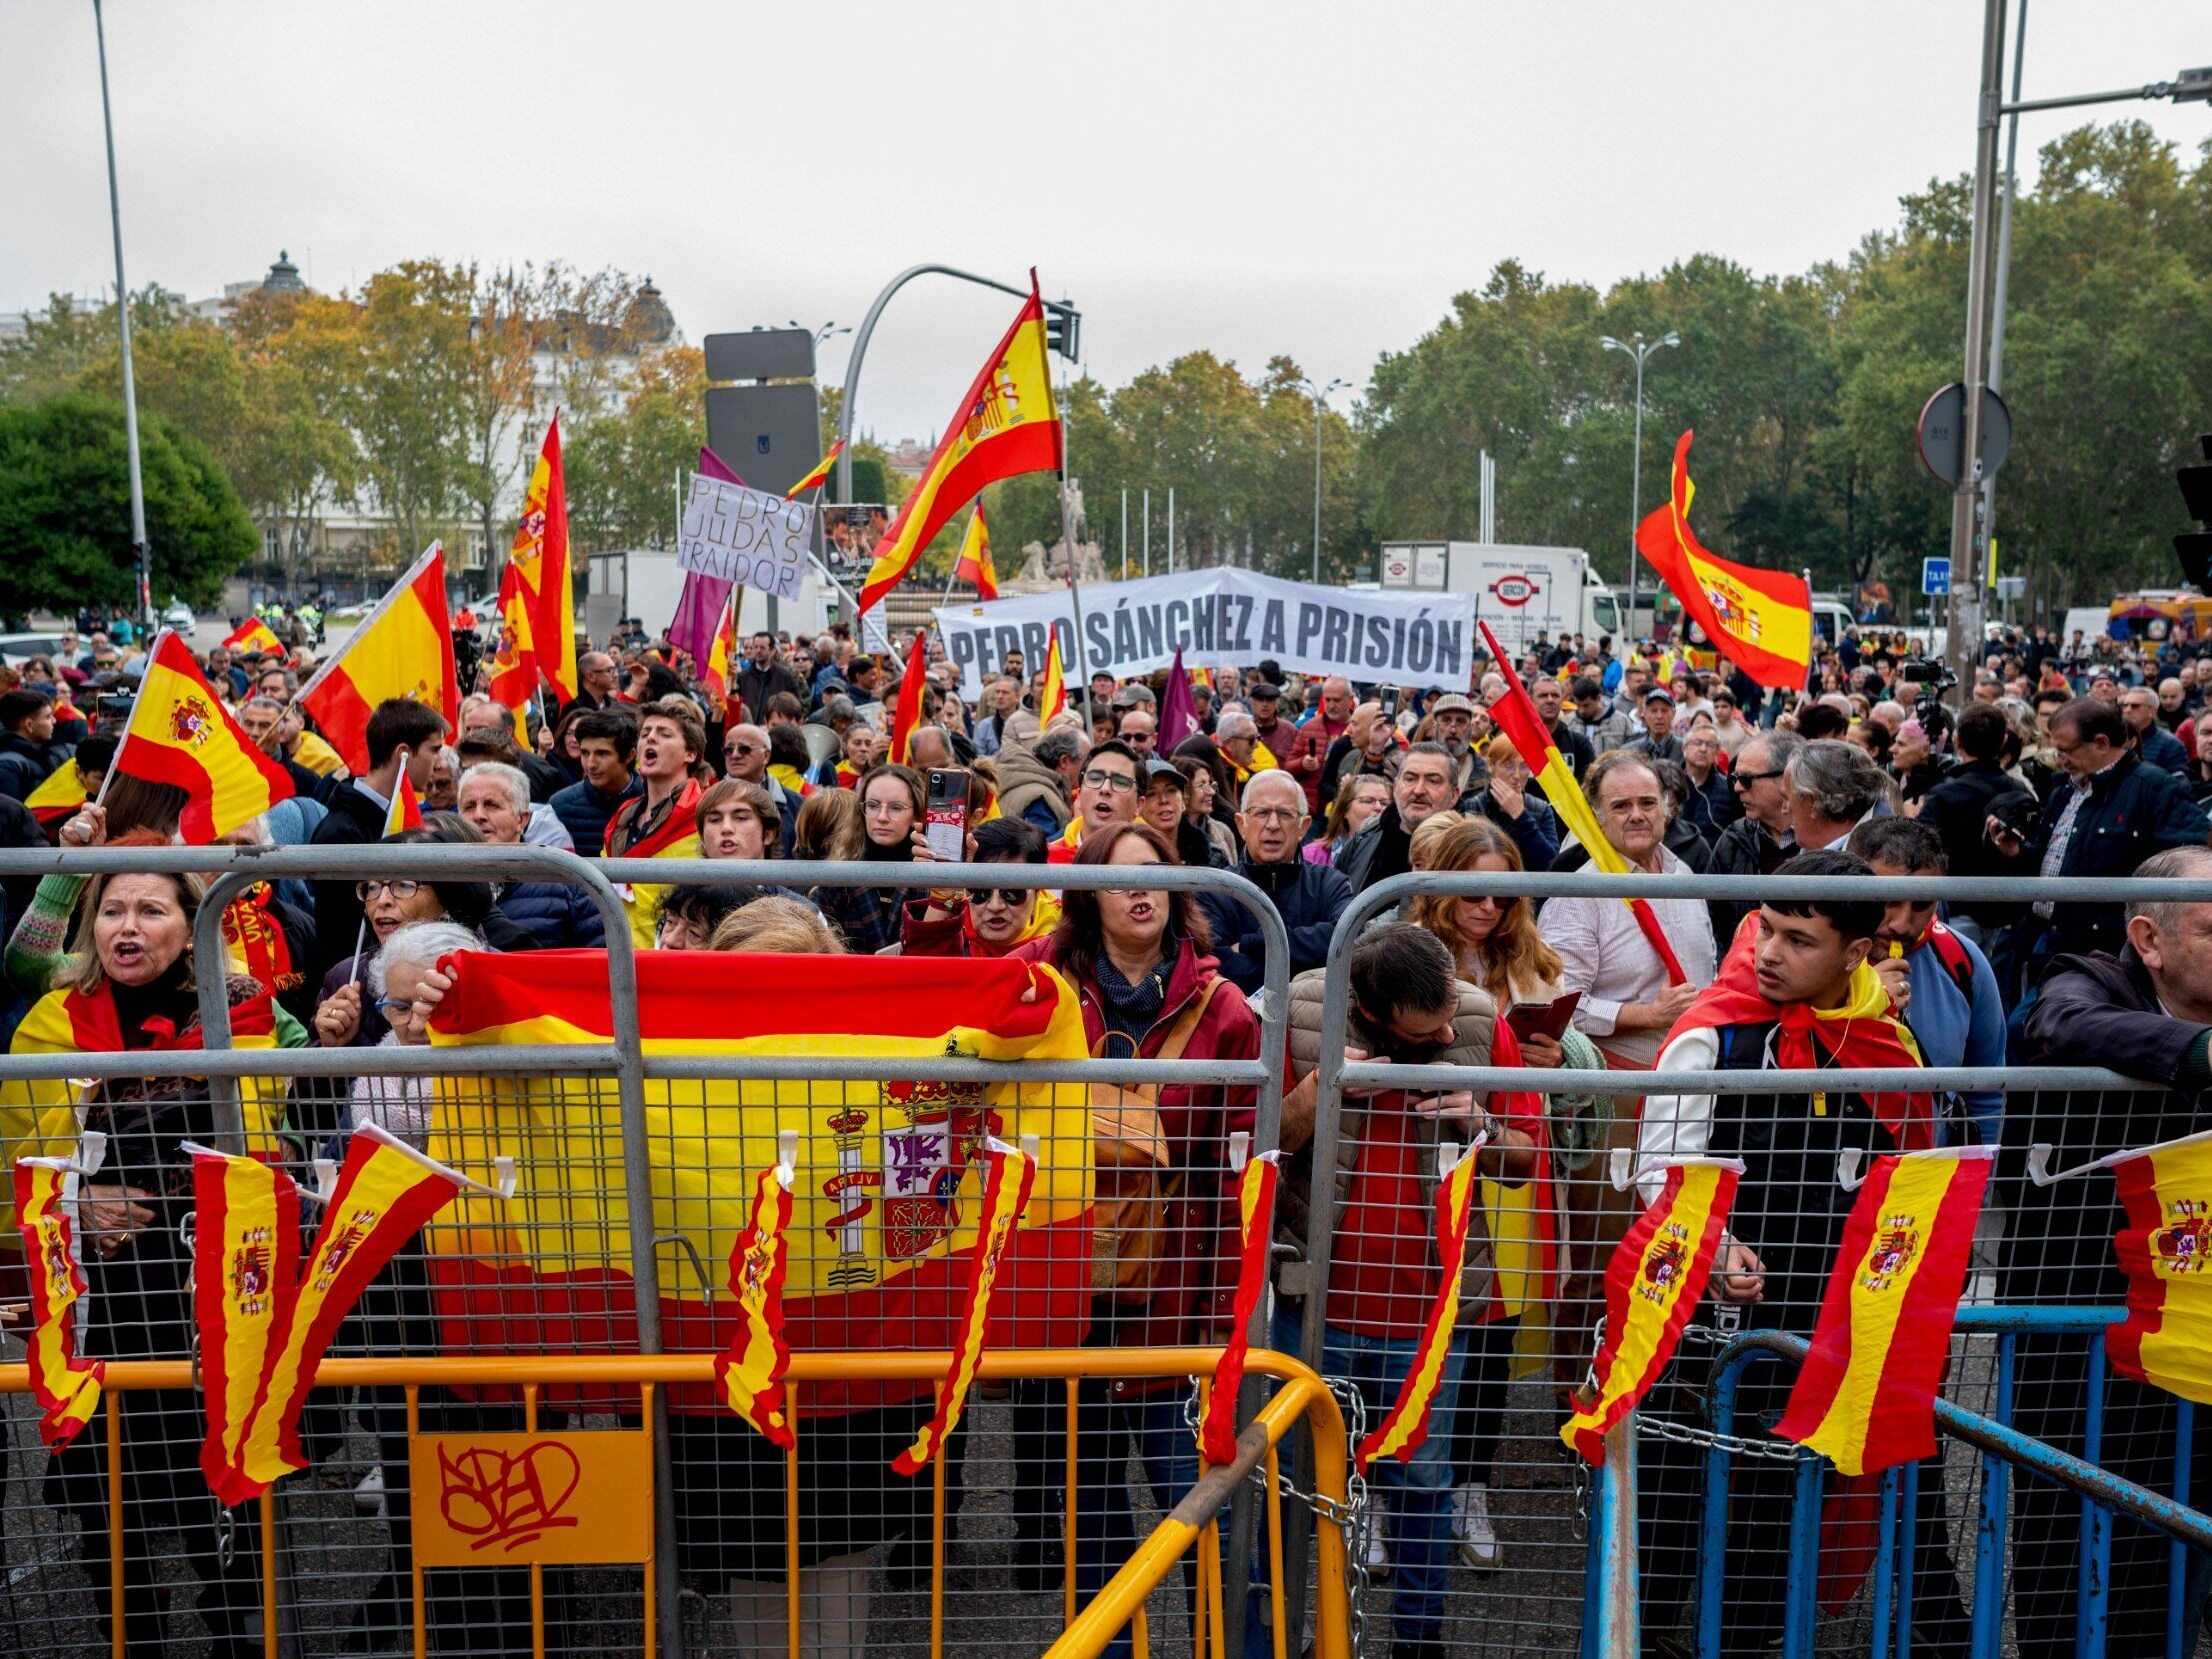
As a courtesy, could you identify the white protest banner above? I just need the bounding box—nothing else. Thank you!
[678,474,814,602]
[932,567,1476,701]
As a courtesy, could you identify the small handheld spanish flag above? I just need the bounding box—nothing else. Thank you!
[1359,1135,1488,1471]
[110,631,297,845]
[13,1156,106,1448]
[223,615,288,661]
[383,751,424,834]
[1038,631,1068,727]
[954,504,1000,600]
[713,1162,796,1449]
[889,629,930,766]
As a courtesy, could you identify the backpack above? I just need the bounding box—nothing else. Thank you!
[1922,919,1978,1002]
[1088,977,1224,1303]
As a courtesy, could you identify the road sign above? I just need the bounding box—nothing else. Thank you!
[1917,382,2013,487]
[1995,575,2027,601]
[1922,557,1951,597]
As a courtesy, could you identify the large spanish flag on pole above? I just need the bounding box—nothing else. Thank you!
[1480,619,1686,984]
[857,277,1064,615]
[890,628,930,765]
[297,543,459,776]
[1775,1145,1993,1475]
[189,1144,302,1505]
[109,631,295,843]
[13,1156,105,1448]
[484,558,538,738]
[2092,1128,2212,1405]
[1360,1140,1487,1471]
[1634,431,1814,690]
[509,413,577,704]
[1562,1158,1742,1465]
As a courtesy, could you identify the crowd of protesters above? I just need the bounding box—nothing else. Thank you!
[5,606,2212,1657]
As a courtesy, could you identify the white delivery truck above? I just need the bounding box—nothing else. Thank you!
[1378,542,1624,655]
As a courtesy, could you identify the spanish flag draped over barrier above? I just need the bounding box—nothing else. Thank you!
[1200,1150,1279,1466]
[955,505,1001,600]
[1634,431,1814,691]
[297,543,460,776]
[1775,1145,1993,1476]
[1480,619,1686,984]
[189,1145,302,1505]
[784,439,844,499]
[1562,1158,1742,1465]
[857,277,1064,614]
[425,949,1096,1416]
[509,413,577,704]
[223,615,288,661]
[1359,1139,1487,1471]
[2105,1128,2212,1404]
[713,1166,796,1448]
[12,1157,104,1447]
[111,631,295,842]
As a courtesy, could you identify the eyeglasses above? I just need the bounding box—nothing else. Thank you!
[1243,807,1302,824]
[373,997,417,1019]
[1730,770,1784,789]
[727,742,761,756]
[967,887,1034,908]
[863,799,909,816]
[355,879,423,900]
[1079,768,1139,793]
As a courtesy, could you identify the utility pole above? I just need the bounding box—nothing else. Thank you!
[93,0,150,636]
[1600,331,1679,640]
[1946,0,2009,701]
[1981,0,2029,590]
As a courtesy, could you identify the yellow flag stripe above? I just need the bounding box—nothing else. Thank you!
[2134,1141,2212,1403]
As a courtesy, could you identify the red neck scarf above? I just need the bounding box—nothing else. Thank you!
[63,977,277,1053]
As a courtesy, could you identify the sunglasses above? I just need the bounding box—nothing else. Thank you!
[1730,769,1784,788]
[967,887,1034,908]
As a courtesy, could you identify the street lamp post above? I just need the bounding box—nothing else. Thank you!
[92,0,150,636]
[1296,377,1350,583]
[790,319,851,351]
[1599,331,1679,640]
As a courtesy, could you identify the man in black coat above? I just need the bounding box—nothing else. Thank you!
[732,632,805,724]
[1196,769,1351,996]
[1913,702,2036,941]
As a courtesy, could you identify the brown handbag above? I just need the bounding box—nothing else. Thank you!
[1088,978,1223,1301]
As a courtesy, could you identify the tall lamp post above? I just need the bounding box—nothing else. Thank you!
[1296,377,1350,582]
[92,0,150,636]
[1599,331,1678,639]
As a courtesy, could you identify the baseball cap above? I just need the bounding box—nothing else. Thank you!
[1643,687,1675,705]
[1143,757,1188,789]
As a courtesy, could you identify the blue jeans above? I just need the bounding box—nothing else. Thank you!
[1072,1378,1203,1659]
[1274,1306,1470,1643]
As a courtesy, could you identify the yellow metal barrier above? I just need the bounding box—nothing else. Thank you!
[0,1346,1351,1659]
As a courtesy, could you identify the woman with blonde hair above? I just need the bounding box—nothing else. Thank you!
[792,786,863,863]
[708,895,848,954]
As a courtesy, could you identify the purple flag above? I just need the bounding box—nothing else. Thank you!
[667,446,744,664]
[1158,649,1200,751]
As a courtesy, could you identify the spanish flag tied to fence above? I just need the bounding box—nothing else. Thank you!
[110,631,295,843]
[297,543,460,776]
[1634,431,1814,691]
[1482,1017,1559,1379]
[2091,1127,2212,1405]
[425,948,1095,1417]
[1359,1138,1488,1472]
[509,413,577,704]
[223,615,287,661]
[858,277,1065,614]
[714,1165,797,1448]
[1775,1145,1994,1476]
[1038,631,1068,727]
[784,439,844,500]
[893,1136,1035,1476]
[1479,619,1686,984]
[890,628,930,766]
[12,1157,104,1448]
[1562,1158,1742,1465]
[188,1145,302,1505]
[955,504,1001,600]
[1199,1150,1279,1466]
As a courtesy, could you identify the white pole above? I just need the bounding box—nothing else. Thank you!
[1167,487,1176,576]
[1120,487,1129,581]
[93,0,150,635]
[1142,488,1151,578]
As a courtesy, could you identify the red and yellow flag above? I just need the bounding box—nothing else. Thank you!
[784,439,845,500]
[1480,619,1686,984]
[1635,431,1814,690]
[890,629,930,766]
[2107,1129,2212,1405]
[1359,1141,1486,1471]
[954,505,1000,601]
[699,598,737,712]
[509,414,577,704]
[224,1126,467,1498]
[24,759,89,833]
[858,279,1064,614]
[1038,630,1068,727]
[713,1165,796,1448]
[893,1137,1036,1476]
[189,1144,303,1505]
[1775,1145,1992,1476]
[297,543,459,776]
[223,616,287,661]
[13,1157,104,1447]
[383,755,424,835]
[111,631,295,844]
[484,558,537,738]
[1200,1150,1279,1466]
[1562,1158,1742,1465]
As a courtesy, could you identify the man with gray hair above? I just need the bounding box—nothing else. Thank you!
[1783,738,1893,852]
[2006,840,2212,1655]
[1197,768,1352,995]
[456,762,603,948]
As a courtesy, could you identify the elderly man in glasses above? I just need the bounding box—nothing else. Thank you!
[1703,729,1802,946]
[1197,768,1353,997]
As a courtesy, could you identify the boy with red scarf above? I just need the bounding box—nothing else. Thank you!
[1628,849,1969,1657]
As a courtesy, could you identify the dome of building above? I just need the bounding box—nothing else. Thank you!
[624,277,676,345]
[260,250,305,294]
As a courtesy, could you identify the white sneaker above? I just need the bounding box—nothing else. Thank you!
[1456,1483,1499,1571]
[1360,1509,1392,1581]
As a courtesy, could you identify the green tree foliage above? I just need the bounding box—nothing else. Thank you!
[0,393,257,614]
[566,344,706,551]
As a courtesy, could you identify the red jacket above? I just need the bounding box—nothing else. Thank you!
[1287,714,1350,813]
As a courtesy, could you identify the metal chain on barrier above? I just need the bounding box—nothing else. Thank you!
[1258,1374,1375,1659]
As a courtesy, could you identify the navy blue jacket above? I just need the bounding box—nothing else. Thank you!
[1198,857,1353,995]
[549,777,640,856]
[2008,750,2211,955]
[495,881,608,950]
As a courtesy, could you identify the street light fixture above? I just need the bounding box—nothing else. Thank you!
[1296,377,1351,583]
[1599,331,1680,637]
[790,319,851,350]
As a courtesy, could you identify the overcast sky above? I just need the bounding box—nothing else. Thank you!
[3,1,2206,442]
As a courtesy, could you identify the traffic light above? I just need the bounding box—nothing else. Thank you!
[1044,300,1081,364]
[2178,433,2212,592]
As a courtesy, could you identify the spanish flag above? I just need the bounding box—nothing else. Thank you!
[297,543,459,777]
[1480,619,1686,985]
[893,1136,1034,1475]
[1483,1018,1558,1379]
[713,1165,796,1448]
[698,597,737,711]
[425,948,1095,1417]
[858,278,1064,614]
[111,631,295,843]
[12,1157,104,1447]
[189,1145,302,1505]
[1775,1145,1993,1476]
[223,615,287,661]
[1038,630,1068,727]
[383,756,424,834]
[784,439,845,500]
[890,629,929,766]
[510,413,578,704]
[1360,1140,1486,1471]
[24,759,89,834]
[228,1126,468,1499]
[484,558,537,739]
[1562,1158,1742,1465]
[1635,431,1813,691]
[1199,1150,1279,1466]
[954,505,1000,600]
[2105,1128,2212,1405]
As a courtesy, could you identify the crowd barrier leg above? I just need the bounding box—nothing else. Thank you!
[1871,1467,1898,1659]
[1782,1449,1822,1657]
[2170,1401,2195,1659]
[1970,1329,2013,1659]
[2079,1331,2111,1659]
